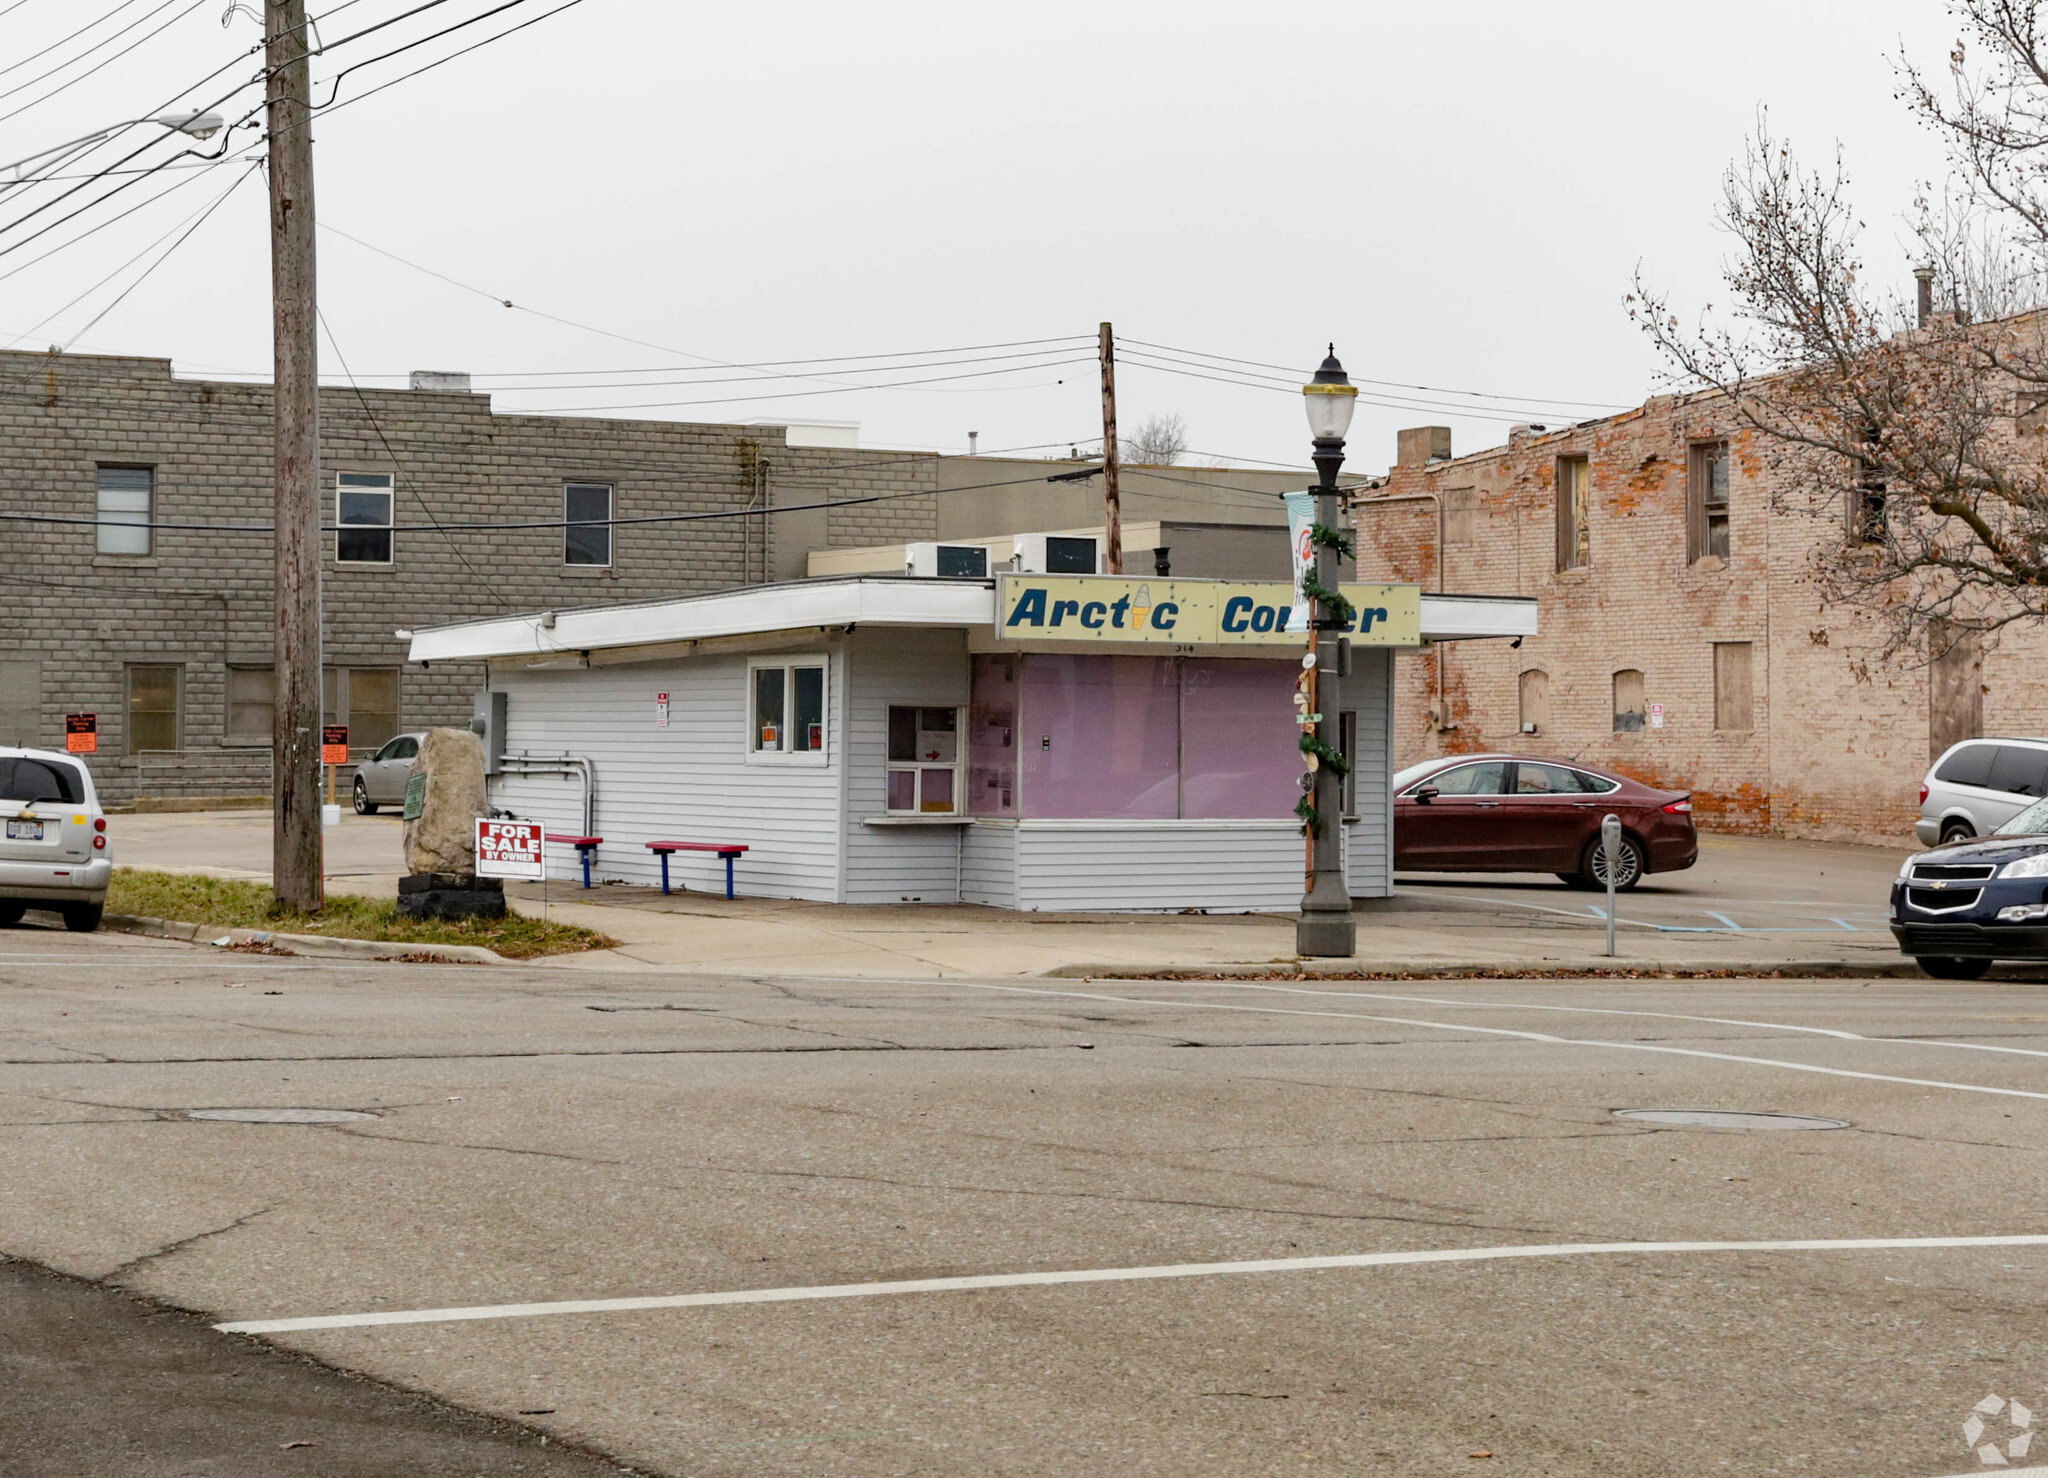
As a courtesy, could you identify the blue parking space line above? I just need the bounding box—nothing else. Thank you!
[1705,910,1744,932]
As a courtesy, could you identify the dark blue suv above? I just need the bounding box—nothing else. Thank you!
[1891,795,2048,978]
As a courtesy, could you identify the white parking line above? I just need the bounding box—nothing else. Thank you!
[214,1232,2048,1335]
[931,980,2048,1102]
[1123,979,2048,1064]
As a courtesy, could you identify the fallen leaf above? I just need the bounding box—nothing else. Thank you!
[279,1440,315,1450]
[1469,1451,1493,1460]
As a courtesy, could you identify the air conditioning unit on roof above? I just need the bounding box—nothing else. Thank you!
[905,542,991,578]
[1011,533,1102,575]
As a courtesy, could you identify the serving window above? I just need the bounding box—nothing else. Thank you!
[887,706,962,813]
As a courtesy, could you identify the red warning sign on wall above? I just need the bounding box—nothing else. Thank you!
[321,725,349,765]
[65,714,97,755]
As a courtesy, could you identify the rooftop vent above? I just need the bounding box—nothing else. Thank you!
[409,370,471,393]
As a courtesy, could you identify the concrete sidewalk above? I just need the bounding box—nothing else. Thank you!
[104,810,1922,978]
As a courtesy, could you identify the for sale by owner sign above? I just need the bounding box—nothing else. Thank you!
[474,819,544,880]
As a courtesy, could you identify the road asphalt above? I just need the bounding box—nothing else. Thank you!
[0,925,2043,1476]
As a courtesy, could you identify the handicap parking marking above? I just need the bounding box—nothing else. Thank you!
[214,1232,2048,1336]
[911,979,2048,1102]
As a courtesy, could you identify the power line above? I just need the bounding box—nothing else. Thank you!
[1116,350,1587,426]
[0,0,211,130]
[0,469,1086,535]
[1120,336,1631,413]
[0,145,253,286]
[2,159,254,347]
[509,355,1095,414]
[0,0,152,83]
[312,0,580,118]
[318,301,513,610]
[60,159,256,346]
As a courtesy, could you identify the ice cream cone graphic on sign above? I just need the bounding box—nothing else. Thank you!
[1131,583,1152,633]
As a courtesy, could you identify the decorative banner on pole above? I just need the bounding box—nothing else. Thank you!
[1283,490,1316,634]
[321,725,349,766]
[64,713,97,755]
[475,819,544,880]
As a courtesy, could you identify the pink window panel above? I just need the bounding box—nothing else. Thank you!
[968,654,1019,816]
[1019,654,1179,819]
[1179,659,1300,819]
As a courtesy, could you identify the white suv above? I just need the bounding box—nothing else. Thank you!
[0,747,111,932]
[1916,737,2048,846]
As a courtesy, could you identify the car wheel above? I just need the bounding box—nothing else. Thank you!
[353,777,377,815]
[60,902,102,934]
[1581,833,1645,891]
[1940,820,1975,844]
[1917,955,1991,980]
[0,901,24,926]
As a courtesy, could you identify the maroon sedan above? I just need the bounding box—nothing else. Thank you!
[1392,753,1697,889]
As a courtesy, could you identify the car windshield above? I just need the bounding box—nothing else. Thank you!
[0,756,83,805]
[1996,795,2048,835]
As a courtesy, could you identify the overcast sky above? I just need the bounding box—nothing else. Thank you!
[0,0,1967,473]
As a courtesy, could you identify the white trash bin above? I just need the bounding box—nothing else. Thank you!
[321,803,342,828]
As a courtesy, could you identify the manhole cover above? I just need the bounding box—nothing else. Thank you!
[1613,1109,1849,1131]
[186,1108,377,1124]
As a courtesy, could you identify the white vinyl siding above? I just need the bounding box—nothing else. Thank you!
[1340,646,1393,898]
[842,630,972,904]
[487,650,845,898]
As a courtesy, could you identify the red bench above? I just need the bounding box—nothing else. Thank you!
[646,840,749,899]
[545,834,603,888]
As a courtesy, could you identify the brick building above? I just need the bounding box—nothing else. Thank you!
[0,350,947,803]
[1352,401,2028,846]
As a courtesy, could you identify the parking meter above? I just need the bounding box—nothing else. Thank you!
[1601,813,1622,957]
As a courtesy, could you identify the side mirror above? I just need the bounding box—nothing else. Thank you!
[1413,785,1439,804]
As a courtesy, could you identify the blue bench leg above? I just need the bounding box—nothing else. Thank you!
[659,853,671,895]
[580,847,593,889]
[723,852,736,900]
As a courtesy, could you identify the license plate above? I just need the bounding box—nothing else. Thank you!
[6,820,42,841]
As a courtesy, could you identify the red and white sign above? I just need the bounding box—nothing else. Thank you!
[474,819,544,880]
[65,713,97,755]
[655,691,669,729]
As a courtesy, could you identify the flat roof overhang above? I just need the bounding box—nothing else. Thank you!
[406,576,1537,665]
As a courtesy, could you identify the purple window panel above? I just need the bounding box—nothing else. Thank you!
[1180,659,1301,819]
[968,654,1018,817]
[1019,654,1180,819]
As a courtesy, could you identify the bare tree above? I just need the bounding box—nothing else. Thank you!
[1122,412,1189,465]
[1632,8,2048,658]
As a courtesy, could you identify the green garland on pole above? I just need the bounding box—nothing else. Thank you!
[1299,731,1350,775]
[1307,522,1354,559]
[1294,792,1322,838]
[1295,520,1355,838]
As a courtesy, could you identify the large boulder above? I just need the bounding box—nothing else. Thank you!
[401,726,488,877]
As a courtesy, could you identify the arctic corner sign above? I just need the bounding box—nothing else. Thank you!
[995,575,1421,646]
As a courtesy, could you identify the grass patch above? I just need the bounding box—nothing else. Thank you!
[106,869,617,960]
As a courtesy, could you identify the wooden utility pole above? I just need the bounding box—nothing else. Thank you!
[1098,321,1121,574]
[268,0,322,911]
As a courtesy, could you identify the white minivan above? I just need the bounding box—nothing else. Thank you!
[0,747,111,932]
[1916,737,2048,845]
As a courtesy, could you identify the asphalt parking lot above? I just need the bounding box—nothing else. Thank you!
[2,927,2045,1476]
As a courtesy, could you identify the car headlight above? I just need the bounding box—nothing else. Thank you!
[2002,853,2048,879]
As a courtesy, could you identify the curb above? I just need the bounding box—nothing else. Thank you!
[100,913,507,965]
[1042,958,1931,981]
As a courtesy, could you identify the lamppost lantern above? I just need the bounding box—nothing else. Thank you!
[1294,341,1358,959]
[1303,345,1358,443]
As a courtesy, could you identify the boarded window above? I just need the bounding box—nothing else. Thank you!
[126,665,180,753]
[1712,642,1753,731]
[96,466,153,556]
[1929,621,1984,761]
[1688,442,1731,562]
[1613,669,1646,732]
[1518,668,1549,736]
[1443,488,1478,546]
[1555,457,1590,570]
[227,666,274,746]
[319,667,401,754]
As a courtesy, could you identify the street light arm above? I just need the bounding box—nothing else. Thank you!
[0,113,228,186]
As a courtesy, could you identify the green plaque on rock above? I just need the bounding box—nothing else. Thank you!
[402,772,427,821]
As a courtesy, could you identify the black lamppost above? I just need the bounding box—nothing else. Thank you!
[1297,347,1358,958]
